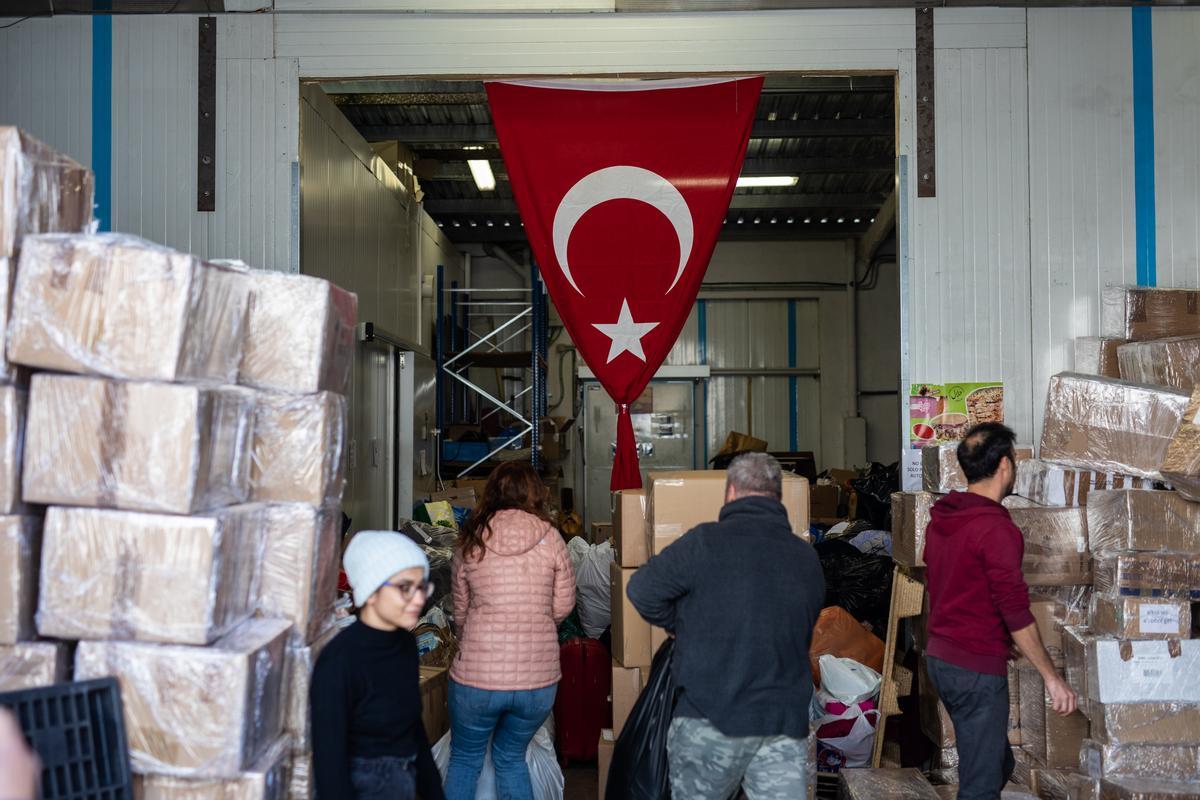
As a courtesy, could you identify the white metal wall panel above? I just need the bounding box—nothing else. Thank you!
[933,8,1026,50]
[0,17,92,168]
[663,305,700,367]
[276,0,614,9]
[1027,9,1136,443]
[899,46,1034,444]
[1153,9,1200,288]
[274,10,916,77]
[110,15,297,270]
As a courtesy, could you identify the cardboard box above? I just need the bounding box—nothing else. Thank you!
[892,491,937,569]
[1031,768,1082,800]
[1103,286,1200,342]
[0,640,71,691]
[1063,626,1095,719]
[838,768,941,800]
[259,505,341,644]
[1093,551,1200,600]
[1089,596,1192,640]
[133,736,291,800]
[1083,738,1200,783]
[420,665,450,743]
[612,661,643,736]
[651,624,669,656]
[1016,460,1151,508]
[613,489,648,568]
[8,235,249,383]
[1011,746,1036,788]
[1039,373,1189,481]
[0,127,94,259]
[1118,336,1200,394]
[1019,665,1091,768]
[75,618,291,779]
[646,470,809,554]
[1091,703,1200,746]
[810,484,841,520]
[1008,505,1092,586]
[1009,663,1023,742]
[537,416,569,461]
[0,387,26,515]
[22,374,255,514]
[283,625,337,752]
[250,391,347,507]
[1086,638,1200,705]
[1029,599,1067,664]
[598,729,615,799]
[610,561,651,668]
[37,505,263,646]
[1098,777,1200,799]
[1075,337,1127,379]
[0,516,39,645]
[1161,386,1200,501]
[1086,491,1200,555]
[240,271,357,396]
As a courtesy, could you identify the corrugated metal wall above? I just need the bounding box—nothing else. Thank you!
[0,17,91,168]
[1027,9,1137,443]
[1154,9,1200,288]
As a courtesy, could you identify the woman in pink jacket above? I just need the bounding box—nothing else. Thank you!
[445,462,576,800]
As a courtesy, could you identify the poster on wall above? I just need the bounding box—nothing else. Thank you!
[902,382,1005,491]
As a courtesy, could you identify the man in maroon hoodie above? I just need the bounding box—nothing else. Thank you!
[924,423,1077,800]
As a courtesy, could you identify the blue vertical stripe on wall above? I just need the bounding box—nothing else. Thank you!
[91,14,112,232]
[1132,6,1156,287]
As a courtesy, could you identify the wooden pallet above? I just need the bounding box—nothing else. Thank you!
[872,566,926,766]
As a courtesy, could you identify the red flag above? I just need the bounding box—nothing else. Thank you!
[487,77,762,490]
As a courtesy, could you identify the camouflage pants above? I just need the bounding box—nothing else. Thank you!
[667,716,810,800]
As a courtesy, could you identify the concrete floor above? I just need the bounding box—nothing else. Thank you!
[564,763,600,800]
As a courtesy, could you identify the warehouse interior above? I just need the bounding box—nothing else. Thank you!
[2,5,1200,800]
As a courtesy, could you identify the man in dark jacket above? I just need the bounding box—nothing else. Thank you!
[628,453,825,800]
[925,423,1077,800]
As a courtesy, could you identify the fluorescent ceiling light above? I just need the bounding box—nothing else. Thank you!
[736,175,799,188]
[468,159,496,192]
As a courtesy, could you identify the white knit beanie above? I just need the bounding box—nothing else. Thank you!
[343,531,431,607]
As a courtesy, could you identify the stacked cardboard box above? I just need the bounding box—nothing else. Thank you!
[922,444,1034,494]
[1074,337,1126,381]
[1117,336,1200,394]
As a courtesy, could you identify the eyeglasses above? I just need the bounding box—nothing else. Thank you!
[381,580,434,602]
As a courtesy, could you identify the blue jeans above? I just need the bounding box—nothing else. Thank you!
[927,657,1015,800]
[444,680,557,800]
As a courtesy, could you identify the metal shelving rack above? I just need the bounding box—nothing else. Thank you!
[435,263,548,478]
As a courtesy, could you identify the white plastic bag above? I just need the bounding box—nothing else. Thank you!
[431,718,564,800]
[816,654,881,706]
[567,539,613,638]
[813,700,880,769]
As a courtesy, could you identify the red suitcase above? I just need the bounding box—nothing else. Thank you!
[554,637,612,765]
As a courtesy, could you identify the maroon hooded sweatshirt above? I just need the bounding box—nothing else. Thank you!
[924,491,1035,676]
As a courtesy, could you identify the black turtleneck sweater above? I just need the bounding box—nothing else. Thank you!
[310,621,445,799]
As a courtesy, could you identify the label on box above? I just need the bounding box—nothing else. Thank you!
[1139,604,1181,634]
[1130,651,1171,686]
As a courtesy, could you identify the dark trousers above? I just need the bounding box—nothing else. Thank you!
[350,755,417,800]
[926,656,1014,800]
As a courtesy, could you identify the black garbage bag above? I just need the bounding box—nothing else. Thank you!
[814,539,894,635]
[607,639,678,800]
[849,461,899,530]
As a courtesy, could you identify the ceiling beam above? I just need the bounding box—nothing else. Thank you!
[424,155,893,175]
[423,192,886,215]
[357,117,892,144]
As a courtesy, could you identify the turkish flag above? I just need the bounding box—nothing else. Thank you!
[487,77,762,490]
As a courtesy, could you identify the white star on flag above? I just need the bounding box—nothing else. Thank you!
[593,299,660,363]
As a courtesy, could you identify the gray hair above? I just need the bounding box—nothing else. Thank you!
[726,452,783,499]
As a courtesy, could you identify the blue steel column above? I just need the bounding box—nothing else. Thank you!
[531,262,543,471]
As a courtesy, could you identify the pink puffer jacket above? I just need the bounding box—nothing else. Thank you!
[450,509,576,691]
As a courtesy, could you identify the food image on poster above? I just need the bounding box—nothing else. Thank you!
[909,383,1004,449]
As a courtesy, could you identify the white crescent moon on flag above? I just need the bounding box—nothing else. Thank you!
[552,165,694,296]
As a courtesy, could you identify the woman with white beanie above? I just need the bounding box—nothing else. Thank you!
[311,531,446,800]
[444,462,576,800]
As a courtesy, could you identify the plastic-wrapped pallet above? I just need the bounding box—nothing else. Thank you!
[1007,505,1092,586]
[0,387,28,515]
[1067,774,1101,800]
[282,625,338,753]
[240,271,357,396]
[8,234,249,383]
[1086,491,1200,556]
[1088,596,1192,640]
[1118,337,1200,394]
[1082,738,1200,783]
[22,374,255,514]
[0,127,94,259]
[259,505,341,644]
[0,516,39,644]
[1161,387,1200,500]
[1011,746,1037,788]
[1039,374,1189,481]
[1099,777,1200,799]
[929,746,959,784]
[1086,638,1200,705]
[892,491,936,569]
[1093,553,1200,600]
[0,259,28,384]
[36,505,265,646]
[0,641,71,691]
[1063,627,1096,718]
[75,618,291,779]
[288,753,312,800]
[1015,460,1152,508]
[1103,286,1200,341]
[134,736,291,800]
[1075,337,1126,380]
[1090,703,1200,747]
[837,768,941,800]
[250,392,347,507]
[1031,768,1081,800]
[1019,665,1091,769]
[923,444,1033,494]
